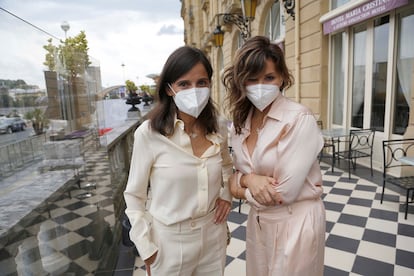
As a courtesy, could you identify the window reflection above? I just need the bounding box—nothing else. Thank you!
[371,16,389,132]
[394,10,414,135]
[331,0,350,10]
[332,32,345,125]
[351,25,367,128]
[265,1,285,42]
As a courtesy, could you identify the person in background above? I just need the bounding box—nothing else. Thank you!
[223,35,325,276]
[124,45,233,276]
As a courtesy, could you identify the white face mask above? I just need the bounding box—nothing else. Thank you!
[169,85,210,118]
[246,84,280,111]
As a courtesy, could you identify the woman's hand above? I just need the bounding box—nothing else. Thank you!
[214,198,231,224]
[229,174,246,199]
[144,252,158,276]
[242,174,282,206]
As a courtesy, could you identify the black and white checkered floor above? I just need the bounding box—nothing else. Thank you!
[0,148,115,275]
[2,149,413,275]
[115,162,414,276]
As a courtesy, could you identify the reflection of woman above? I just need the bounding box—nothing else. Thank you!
[15,237,45,275]
[124,46,232,275]
[37,220,70,275]
[223,36,325,276]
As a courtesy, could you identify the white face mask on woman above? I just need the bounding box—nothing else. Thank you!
[169,84,210,118]
[246,84,280,111]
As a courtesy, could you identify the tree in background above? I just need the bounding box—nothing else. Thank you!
[125,80,138,95]
[43,31,93,129]
[125,80,141,111]
[0,79,44,108]
[139,84,150,94]
[0,94,13,108]
[138,84,153,106]
[43,31,90,77]
[0,79,32,89]
[25,108,49,135]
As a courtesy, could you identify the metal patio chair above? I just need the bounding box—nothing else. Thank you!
[336,129,375,179]
[381,139,414,219]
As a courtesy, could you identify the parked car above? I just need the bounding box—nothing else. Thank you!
[0,117,27,134]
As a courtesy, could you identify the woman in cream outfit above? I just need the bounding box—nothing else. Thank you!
[124,46,232,276]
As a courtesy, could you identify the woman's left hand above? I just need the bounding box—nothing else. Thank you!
[214,198,231,224]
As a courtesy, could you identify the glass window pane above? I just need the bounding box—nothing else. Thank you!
[218,49,225,112]
[351,25,367,128]
[332,32,345,125]
[264,1,285,42]
[371,16,389,132]
[393,10,414,135]
[331,0,350,10]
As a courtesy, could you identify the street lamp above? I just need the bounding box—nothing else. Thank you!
[61,21,70,39]
[121,63,126,82]
[213,25,224,48]
[213,0,257,47]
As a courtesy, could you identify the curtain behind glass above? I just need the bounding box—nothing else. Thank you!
[371,16,389,132]
[331,0,350,9]
[265,1,284,42]
[351,25,367,128]
[394,10,414,135]
[332,32,345,125]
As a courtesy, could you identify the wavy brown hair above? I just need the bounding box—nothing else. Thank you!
[222,36,293,134]
[148,46,218,136]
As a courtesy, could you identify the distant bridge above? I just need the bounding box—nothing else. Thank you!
[96,85,126,100]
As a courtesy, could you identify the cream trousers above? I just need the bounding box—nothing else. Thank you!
[246,198,326,276]
[149,211,227,276]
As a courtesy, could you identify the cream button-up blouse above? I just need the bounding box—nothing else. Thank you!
[124,118,233,260]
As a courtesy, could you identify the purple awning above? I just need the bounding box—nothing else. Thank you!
[323,0,408,35]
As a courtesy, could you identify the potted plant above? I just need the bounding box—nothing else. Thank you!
[125,80,141,111]
[25,108,49,135]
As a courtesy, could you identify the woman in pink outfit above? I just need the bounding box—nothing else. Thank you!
[223,36,326,276]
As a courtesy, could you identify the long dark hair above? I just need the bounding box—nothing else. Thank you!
[222,36,294,134]
[148,46,218,136]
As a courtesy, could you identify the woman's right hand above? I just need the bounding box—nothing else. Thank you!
[144,251,158,276]
[242,174,282,206]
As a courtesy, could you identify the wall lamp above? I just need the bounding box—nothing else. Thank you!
[213,0,257,47]
[283,0,295,20]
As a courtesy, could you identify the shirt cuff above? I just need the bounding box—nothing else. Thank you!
[220,186,232,202]
[134,236,158,261]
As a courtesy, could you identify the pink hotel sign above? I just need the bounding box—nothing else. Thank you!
[323,0,408,34]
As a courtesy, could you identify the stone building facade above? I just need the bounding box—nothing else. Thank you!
[180,0,414,171]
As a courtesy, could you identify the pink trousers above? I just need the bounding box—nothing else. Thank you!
[246,198,326,276]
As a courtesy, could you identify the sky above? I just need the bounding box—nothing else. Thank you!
[0,0,185,89]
